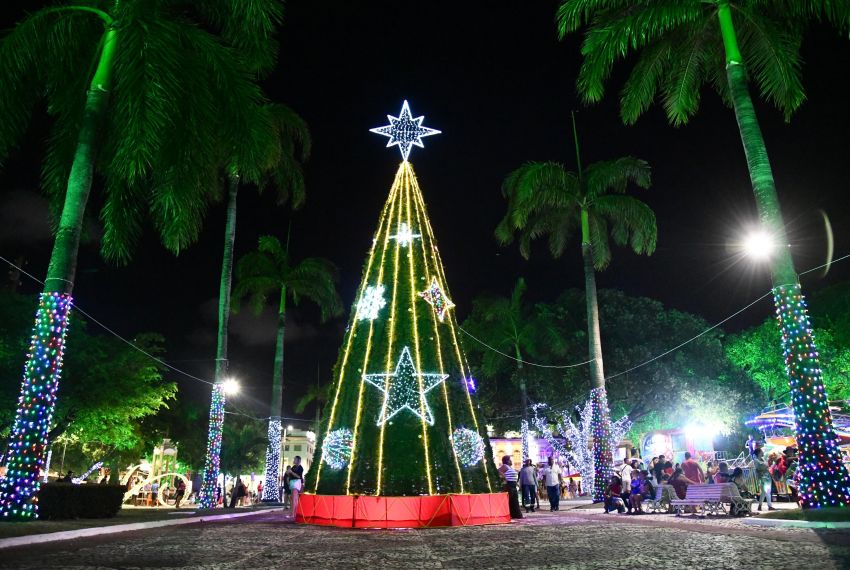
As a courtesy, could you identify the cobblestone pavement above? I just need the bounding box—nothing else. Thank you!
[1,510,848,570]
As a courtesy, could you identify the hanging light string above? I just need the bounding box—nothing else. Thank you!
[2,252,848,394]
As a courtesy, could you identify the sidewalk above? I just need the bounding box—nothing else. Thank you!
[0,505,286,550]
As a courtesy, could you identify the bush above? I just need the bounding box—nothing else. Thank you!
[38,483,126,520]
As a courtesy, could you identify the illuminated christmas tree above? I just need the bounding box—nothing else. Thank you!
[307,102,498,498]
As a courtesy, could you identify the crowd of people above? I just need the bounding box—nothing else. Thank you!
[499,439,802,520]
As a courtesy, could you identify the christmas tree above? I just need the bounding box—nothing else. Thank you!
[307,102,498,498]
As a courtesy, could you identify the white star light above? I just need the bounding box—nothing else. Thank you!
[356,285,386,321]
[369,100,441,161]
[362,346,448,426]
[390,222,421,247]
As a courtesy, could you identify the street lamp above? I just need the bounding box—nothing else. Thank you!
[222,378,240,395]
[741,229,775,261]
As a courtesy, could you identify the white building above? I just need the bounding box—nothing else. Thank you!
[282,428,316,474]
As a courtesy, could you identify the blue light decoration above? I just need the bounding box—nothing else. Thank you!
[464,377,477,393]
[261,418,282,502]
[773,284,850,508]
[0,292,72,520]
[198,383,226,508]
[369,100,441,161]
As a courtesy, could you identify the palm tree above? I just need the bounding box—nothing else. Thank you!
[0,0,279,519]
[206,104,310,505]
[464,278,565,461]
[233,236,342,502]
[557,0,850,507]
[294,381,332,430]
[496,115,656,501]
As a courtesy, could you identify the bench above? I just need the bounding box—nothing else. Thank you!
[670,483,750,516]
[644,484,675,513]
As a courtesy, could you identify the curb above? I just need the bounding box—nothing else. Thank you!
[0,507,286,550]
[743,517,850,529]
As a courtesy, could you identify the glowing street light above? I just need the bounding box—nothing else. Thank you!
[221,378,240,395]
[742,229,775,260]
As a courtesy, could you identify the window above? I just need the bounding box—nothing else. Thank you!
[284,445,290,451]
[294,445,302,452]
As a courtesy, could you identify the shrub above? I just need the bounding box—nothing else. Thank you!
[38,483,126,520]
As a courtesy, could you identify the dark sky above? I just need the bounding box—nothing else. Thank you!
[2,1,849,424]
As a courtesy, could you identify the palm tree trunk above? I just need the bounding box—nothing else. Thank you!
[261,286,287,502]
[514,350,531,463]
[718,2,850,508]
[580,208,613,503]
[199,173,239,508]
[0,24,118,520]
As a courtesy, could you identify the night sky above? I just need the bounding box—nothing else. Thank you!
[2,1,849,425]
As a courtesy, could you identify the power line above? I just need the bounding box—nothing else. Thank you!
[458,325,594,369]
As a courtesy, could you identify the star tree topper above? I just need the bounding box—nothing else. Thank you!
[362,346,448,426]
[369,100,441,161]
[419,277,455,322]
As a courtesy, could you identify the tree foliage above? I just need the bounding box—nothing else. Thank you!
[0,292,176,453]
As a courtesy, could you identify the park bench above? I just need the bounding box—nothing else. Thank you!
[670,483,751,516]
[643,484,675,513]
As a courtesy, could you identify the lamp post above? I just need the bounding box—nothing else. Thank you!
[198,378,239,508]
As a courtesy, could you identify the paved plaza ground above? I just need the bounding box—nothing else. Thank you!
[1,502,848,570]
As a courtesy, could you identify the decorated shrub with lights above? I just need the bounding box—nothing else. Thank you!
[307,102,497,497]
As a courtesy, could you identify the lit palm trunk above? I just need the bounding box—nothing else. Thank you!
[581,209,613,503]
[718,2,850,507]
[0,25,117,520]
[199,175,239,508]
[261,286,287,502]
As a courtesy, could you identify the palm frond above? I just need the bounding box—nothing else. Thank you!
[735,5,805,120]
[620,38,673,124]
[593,194,658,255]
[588,213,612,269]
[584,156,651,199]
[660,18,715,126]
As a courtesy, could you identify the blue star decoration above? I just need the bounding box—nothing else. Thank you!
[369,100,441,161]
[362,346,448,426]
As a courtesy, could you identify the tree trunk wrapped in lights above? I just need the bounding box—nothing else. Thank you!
[718,3,850,507]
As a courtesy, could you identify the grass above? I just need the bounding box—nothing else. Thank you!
[0,505,279,540]
[759,507,850,522]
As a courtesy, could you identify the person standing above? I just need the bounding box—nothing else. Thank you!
[498,455,523,519]
[228,476,246,508]
[753,448,776,511]
[652,455,666,484]
[287,456,304,516]
[519,459,537,513]
[682,452,705,483]
[541,457,562,512]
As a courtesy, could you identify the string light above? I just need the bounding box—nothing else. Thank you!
[261,419,282,502]
[369,100,441,161]
[773,284,850,508]
[464,377,477,393]
[322,428,355,469]
[419,277,455,323]
[356,285,387,321]
[198,383,226,508]
[362,346,448,426]
[0,292,72,520]
[71,461,104,484]
[451,428,485,467]
[520,420,531,462]
[390,222,421,247]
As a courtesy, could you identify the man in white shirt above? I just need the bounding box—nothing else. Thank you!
[541,457,562,511]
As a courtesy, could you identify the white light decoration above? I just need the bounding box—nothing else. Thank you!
[531,400,631,497]
[322,428,355,470]
[520,420,531,462]
[418,277,455,323]
[72,461,104,484]
[356,284,387,321]
[362,346,448,426]
[390,222,421,247]
[451,428,485,467]
[369,100,441,161]
[261,418,282,502]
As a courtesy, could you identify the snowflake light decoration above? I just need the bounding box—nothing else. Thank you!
[390,222,421,247]
[322,428,355,470]
[369,100,441,161]
[451,428,485,467]
[419,277,455,322]
[362,346,448,426]
[356,284,386,321]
